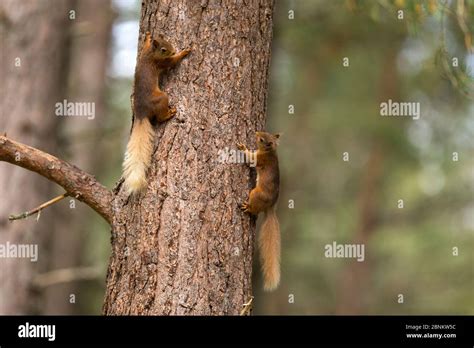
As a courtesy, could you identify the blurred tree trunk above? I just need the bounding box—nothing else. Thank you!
[102,0,274,315]
[336,46,399,314]
[0,0,72,314]
[43,0,113,314]
[335,145,383,314]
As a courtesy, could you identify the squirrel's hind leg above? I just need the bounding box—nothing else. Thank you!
[151,92,174,122]
[243,189,266,215]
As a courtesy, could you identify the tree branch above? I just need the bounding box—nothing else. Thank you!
[0,135,113,224]
[9,193,69,221]
[240,296,254,316]
[32,266,102,288]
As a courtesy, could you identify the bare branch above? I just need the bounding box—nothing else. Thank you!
[32,266,102,288]
[240,296,254,316]
[0,135,113,224]
[9,193,69,221]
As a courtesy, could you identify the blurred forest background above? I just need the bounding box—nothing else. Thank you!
[0,0,473,315]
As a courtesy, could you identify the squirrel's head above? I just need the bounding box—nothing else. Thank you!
[255,132,281,151]
[150,37,175,58]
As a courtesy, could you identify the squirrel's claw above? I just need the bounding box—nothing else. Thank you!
[169,106,177,115]
[237,143,246,151]
[241,202,249,212]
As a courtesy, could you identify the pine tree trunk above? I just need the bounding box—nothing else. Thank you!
[103,0,274,315]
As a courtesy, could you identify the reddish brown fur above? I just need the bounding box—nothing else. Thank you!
[133,31,190,123]
[237,132,281,290]
[123,32,190,194]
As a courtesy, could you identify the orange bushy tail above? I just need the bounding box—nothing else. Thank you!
[259,205,280,291]
[122,118,154,194]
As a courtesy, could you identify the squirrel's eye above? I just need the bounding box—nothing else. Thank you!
[259,138,264,143]
[161,47,167,53]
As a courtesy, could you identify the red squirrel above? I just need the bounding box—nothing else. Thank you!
[123,31,190,194]
[238,131,281,291]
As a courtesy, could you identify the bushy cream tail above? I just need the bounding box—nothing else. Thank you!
[259,205,281,291]
[122,118,154,194]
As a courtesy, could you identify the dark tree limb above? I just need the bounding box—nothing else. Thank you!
[0,135,113,224]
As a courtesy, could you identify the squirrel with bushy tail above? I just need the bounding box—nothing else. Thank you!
[238,131,281,291]
[122,31,281,292]
[122,31,190,194]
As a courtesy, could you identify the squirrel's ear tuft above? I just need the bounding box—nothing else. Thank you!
[274,133,282,145]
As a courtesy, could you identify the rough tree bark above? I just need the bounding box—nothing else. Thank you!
[1,0,274,315]
[0,0,72,314]
[103,0,274,315]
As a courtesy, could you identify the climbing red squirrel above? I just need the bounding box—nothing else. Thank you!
[123,31,191,194]
[237,131,281,291]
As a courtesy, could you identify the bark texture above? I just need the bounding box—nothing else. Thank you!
[103,0,274,315]
[0,0,72,313]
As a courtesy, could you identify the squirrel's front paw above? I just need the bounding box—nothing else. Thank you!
[237,143,247,151]
[179,49,191,58]
[169,106,177,116]
[241,202,250,212]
